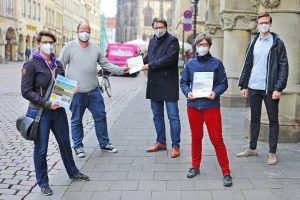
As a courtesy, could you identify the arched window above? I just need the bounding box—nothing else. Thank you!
[144,5,153,27]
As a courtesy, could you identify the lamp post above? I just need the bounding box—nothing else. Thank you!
[192,0,199,57]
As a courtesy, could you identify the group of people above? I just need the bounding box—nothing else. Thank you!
[20,12,288,195]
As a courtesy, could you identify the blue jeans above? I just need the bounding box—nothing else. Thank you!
[70,87,110,149]
[150,100,181,147]
[27,107,80,187]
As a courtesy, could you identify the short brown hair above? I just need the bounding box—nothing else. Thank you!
[36,31,56,43]
[77,22,91,33]
[152,17,168,28]
[256,12,272,23]
[194,33,212,46]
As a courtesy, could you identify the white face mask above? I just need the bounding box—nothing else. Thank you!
[258,24,270,33]
[154,28,166,38]
[40,43,54,55]
[196,46,209,56]
[78,32,90,42]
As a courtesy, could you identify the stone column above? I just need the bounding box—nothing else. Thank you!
[205,0,223,60]
[219,7,257,107]
[0,44,4,63]
[244,0,300,142]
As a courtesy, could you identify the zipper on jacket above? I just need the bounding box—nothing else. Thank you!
[40,86,43,97]
[240,37,256,86]
[266,52,271,94]
[265,36,277,94]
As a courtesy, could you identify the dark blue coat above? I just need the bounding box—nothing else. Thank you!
[180,52,228,110]
[143,32,180,101]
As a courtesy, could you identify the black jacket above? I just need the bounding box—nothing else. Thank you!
[21,57,64,108]
[238,32,289,92]
[143,32,180,101]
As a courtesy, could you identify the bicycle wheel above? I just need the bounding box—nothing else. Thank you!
[103,77,112,97]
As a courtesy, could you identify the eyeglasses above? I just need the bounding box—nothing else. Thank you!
[196,43,209,47]
[258,22,270,25]
[41,41,55,45]
[153,27,165,30]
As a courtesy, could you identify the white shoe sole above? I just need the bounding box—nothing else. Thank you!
[76,153,86,158]
[101,149,118,153]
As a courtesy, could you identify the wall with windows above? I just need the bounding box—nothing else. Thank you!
[0,0,101,61]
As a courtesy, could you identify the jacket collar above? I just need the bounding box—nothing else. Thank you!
[196,52,212,62]
[154,31,169,41]
[32,51,57,69]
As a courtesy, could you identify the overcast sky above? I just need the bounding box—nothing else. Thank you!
[101,0,117,17]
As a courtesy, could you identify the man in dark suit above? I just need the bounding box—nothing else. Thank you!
[143,17,181,158]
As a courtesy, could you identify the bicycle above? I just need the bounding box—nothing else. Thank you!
[97,69,112,97]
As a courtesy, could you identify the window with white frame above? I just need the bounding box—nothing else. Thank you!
[33,1,36,20]
[22,0,26,17]
[37,3,40,21]
[27,0,31,18]
[6,0,13,15]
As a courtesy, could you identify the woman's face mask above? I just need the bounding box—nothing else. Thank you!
[78,32,90,42]
[196,46,209,56]
[40,43,54,55]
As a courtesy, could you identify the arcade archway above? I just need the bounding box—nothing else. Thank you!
[5,27,17,62]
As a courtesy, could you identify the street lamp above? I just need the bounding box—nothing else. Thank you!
[192,0,199,57]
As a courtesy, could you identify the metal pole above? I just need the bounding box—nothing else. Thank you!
[192,0,199,57]
[182,27,185,62]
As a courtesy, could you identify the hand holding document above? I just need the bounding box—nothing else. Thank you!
[49,75,78,109]
[127,56,144,74]
[192,72,214,98]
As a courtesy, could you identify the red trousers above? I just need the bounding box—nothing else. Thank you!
[187,107,230,175]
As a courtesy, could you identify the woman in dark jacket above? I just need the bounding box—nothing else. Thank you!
[21,31,89,196]
[180,33,232,187]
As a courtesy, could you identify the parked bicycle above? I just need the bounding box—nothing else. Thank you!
[97,68,112,97]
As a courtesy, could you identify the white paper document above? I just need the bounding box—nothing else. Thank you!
[192,72,214,98]
[49,75,78,109]
[127,56,144,74]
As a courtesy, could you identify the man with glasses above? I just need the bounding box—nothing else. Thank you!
[142,17,181,158]
[237,12,289,165]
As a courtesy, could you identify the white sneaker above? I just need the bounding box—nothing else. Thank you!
[236,148,258,157]
[74,147,86,158]
[101,143,118,153]
[268,153,278,165]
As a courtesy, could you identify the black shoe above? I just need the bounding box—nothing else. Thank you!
[187,167,200,178]
[223,175,233,187]
[73,173,90,181]
[41,185,53,196]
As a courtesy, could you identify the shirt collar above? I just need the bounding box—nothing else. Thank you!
[259,33,272,41]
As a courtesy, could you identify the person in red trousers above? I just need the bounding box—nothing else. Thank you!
[180,33,232,187]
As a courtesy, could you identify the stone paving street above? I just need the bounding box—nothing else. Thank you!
[0,62,146,200]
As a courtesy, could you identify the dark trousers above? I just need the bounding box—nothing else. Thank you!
[248,88,279,153]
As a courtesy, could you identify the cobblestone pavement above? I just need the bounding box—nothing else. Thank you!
[0,62,146,200]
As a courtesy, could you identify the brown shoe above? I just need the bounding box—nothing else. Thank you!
[171,147,180,158]
[147,143,167,152]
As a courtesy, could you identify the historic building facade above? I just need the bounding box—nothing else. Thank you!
[116,0,175,42]
[0,0,101,63]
